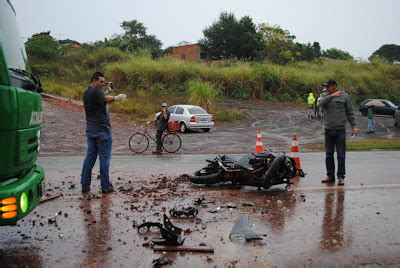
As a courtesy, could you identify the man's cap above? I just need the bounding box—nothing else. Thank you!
[321,79,337,87]
[162,102,168,107]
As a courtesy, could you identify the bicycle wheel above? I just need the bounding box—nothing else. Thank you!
[162,133,181,153]
[129,133,149,153]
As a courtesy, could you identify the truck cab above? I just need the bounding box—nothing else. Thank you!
[0,0,45,225]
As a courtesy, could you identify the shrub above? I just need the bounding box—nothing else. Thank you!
[187,79,220,111]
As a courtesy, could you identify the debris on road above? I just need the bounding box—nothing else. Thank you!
[137,214,185,246]
[153,245,214,253]
[40,195,62,204]
[194,197,206,206]
[208,207,221,213]
[261,208,269,214]
[223,203,237,209]
[240,201,255,207]
[229,215,263,241]
[152,256,174,267]
[169,207,198,218]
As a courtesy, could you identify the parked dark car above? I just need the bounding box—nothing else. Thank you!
[359,99,398,116]
[394,109,400,127]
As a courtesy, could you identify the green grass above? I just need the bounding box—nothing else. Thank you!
[346,139,400,151]
[37,50,400,122]
[214,108,246,121]
[307,138,400,151]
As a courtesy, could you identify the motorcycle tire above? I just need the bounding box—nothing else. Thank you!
[262,155,286,189]
[190,167,223,185]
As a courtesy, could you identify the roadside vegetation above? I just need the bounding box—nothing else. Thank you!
[26,13,400,123]
[307,138,400,151]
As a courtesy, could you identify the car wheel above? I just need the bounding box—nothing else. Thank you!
[361,109,367,116]
[203,128,210,132]
[180,122,187,133]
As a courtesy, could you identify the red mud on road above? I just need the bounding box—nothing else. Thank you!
[1,172,400,267]
[41,95,400,156]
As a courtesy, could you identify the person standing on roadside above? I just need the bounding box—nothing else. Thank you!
[367,106,375,134]
[307,92,316,119]
[81,71,126,194]
[152,102,170,155]
[319,80,359,186]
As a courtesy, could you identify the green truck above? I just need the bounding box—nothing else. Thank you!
[0,0,45,225]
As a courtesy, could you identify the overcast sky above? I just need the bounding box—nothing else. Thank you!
[12,0,400,59]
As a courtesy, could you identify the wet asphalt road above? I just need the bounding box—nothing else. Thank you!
[1,151,400,267]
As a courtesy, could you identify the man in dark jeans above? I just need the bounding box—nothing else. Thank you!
[319,80,359,186]
[153,103,170,155]
[81,72,126,194]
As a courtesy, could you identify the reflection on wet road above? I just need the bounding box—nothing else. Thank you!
[320,190,345,252]
[1,152,400,267]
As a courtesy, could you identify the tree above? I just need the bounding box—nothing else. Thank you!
[258,23,296,64]
[25,31,61,61]
[292,42,321,62]
[92,19,162,58]
[199,12,264,60]
[369,44,400,63]
[322,48,353,61]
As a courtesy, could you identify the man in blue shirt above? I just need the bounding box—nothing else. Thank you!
[81,72,126,194]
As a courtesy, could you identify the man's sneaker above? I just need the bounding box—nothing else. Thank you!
[82,187,90,194]
[102,187,115,194]
[338,178,345,186]
[152,150,162,155]
[321,177,335,183]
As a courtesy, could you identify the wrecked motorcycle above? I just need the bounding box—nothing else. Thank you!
[190,151,301,189]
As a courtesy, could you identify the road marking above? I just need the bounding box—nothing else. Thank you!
[289,183,400,192]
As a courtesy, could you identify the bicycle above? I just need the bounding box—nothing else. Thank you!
[128,122,182,153]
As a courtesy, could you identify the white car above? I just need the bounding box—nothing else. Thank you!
[156,105,214,133]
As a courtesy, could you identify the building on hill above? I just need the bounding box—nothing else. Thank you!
[165,43,208,61]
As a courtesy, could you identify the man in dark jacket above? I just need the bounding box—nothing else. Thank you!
[81,71,126,194]
[319,80,359,186]
[153,103,170,154]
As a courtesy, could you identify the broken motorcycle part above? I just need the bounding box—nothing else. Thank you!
[152,256,174,267]
[138,214,185,246]
[194,197,206,206]
[229,215,263,241]
[169,207,198,218]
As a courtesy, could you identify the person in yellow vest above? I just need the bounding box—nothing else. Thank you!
[307,92,316,119]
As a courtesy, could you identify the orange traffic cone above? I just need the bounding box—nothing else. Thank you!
[290,134,305,177]
[255,130,265,153]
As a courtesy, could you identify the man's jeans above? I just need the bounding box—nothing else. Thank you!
[367,118,375,132]
[156,129,164,152]
[81,130,113,190]
[325,129,346,179]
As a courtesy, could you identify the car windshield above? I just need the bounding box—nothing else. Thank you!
[0,1,29,72]
[188,107,207,114]
[385,100,397,107]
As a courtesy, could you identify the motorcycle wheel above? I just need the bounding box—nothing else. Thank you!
[190,167,223,185]
[262,155,286,189]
